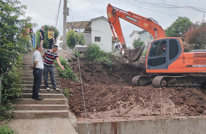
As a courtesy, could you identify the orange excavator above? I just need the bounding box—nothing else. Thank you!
[107,3,206,87]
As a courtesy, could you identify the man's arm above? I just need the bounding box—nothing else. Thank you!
[56,57,65,70]
[31,61,38,69]
[42,54,45,59]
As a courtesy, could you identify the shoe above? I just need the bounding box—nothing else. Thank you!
[54,88,60,91]
[46,87,50,91]
[32,96,41,99]
[34,97,43,100]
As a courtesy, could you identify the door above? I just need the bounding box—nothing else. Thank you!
[147,39,168,70]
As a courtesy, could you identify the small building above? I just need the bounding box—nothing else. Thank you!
[129,30,154,51]
[67,16,112,52]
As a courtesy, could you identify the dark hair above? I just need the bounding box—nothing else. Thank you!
[52,45,58,48]
[36,44,42,50]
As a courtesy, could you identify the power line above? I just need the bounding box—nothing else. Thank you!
[118,0,203,21]
[54,0,62,28]
[122,0,206,13]
[86,0,105,14]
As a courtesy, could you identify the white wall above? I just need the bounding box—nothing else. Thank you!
[131,31,154,51]
[91,19,112,52]
[131,32,140,49]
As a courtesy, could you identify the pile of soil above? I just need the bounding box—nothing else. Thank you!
[61,58,206,120]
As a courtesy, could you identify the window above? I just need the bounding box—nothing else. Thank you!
[148,57,166,66]
[169,39,179,60]
[95,36,101,42]
[149,40,166,57]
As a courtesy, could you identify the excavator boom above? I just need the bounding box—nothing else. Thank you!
[107,4,165,62]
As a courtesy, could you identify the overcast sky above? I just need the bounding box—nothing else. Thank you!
[18,0,206,47]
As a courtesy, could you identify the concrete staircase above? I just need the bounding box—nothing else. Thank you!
[12,52,69,119]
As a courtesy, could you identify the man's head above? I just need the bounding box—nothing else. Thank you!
[52,45,58,53]
[36,44,43,52]
[163,46,166,51]
[41,26,44,30]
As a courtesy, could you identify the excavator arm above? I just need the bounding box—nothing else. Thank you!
[107,4,166,62]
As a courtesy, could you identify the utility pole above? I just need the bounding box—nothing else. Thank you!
[63,0,68,50]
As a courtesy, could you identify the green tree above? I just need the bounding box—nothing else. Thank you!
[165,17,192,37]
[133,38,144,48]
[0,0,32,76]
[0,0,35,108]
[66,30,85,49]
[35,25,59,48]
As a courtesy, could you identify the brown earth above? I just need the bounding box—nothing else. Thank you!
[61,58,206,121]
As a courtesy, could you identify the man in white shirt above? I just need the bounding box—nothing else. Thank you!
[31,44,44,100]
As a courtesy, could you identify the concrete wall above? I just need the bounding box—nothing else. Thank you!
[77,117,206,134]
[91,19,112,52]
[83,33,92,46]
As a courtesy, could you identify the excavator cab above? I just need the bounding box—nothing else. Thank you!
[146,38,182,71]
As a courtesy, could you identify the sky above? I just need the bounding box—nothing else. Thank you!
[18,0,206,47]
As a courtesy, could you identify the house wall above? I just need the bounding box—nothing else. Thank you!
[131,32,140,49]
[91,19,112,52]
[131,31,154,51]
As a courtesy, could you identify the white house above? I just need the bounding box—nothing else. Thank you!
[129,30,154,51]
[67,16,112,52]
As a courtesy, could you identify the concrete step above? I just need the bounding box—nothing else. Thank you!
[13,104,67,110]
[13,110,68,119]
[12,98,66,104]
[22,89,63,94]
[21,81,61,85]
[19,70,59,74]
[20,93,64,99]
[21,84,61,89]
[22,74,59,77]
[22,77,60,81]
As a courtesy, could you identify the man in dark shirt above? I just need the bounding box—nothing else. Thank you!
[42,45,65,91]
[39,26,44,46]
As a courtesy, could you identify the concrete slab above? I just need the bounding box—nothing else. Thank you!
[77,116,206,134]
[8,118,78,134]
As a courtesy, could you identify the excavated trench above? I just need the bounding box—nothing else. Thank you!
[60,57,206,133]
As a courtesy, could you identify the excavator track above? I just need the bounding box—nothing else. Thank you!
[152,75,206,87]
[132,75,206,88]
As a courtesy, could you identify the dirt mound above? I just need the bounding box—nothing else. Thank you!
[69,59,144,86]
[61,59,206,120]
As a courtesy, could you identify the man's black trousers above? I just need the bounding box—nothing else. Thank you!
[32,68,42,98]
[49,38,53,49]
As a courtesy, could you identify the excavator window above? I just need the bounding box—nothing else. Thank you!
[150,40,167,57]
[169,39,179,60]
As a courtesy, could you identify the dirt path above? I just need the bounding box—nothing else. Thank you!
[61,59,206,121]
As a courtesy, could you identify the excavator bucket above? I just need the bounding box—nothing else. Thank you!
[124,45,145,62]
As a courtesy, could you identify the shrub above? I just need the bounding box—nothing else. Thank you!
[54,57,79,81]
[1,55,23,104]
[133,38,144,48]
[87,44,114,66]
[88,44,101,60]
[0,125,17,134]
